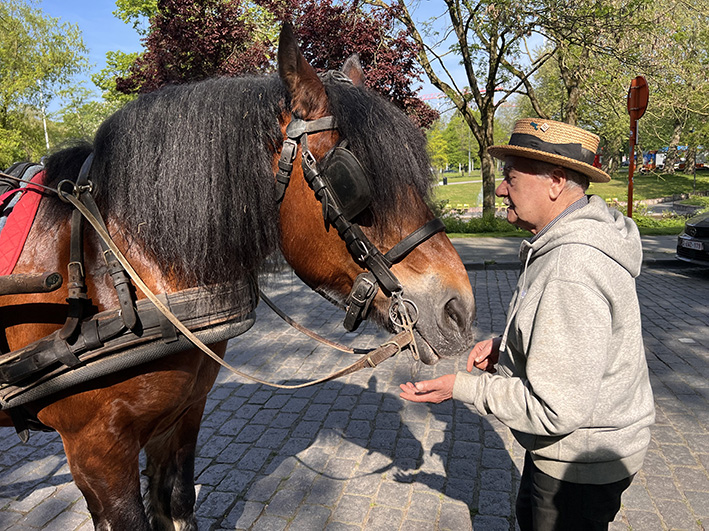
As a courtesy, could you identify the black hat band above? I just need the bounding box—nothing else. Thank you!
[509,133,595,166]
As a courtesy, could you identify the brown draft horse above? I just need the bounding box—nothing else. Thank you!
[0,26,475,530]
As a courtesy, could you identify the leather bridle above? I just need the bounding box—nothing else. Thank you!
[274,82,445,353]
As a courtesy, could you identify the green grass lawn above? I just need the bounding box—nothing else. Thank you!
[434,169,709,236]
[588,169,709,201]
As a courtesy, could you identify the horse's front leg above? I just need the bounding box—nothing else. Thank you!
[143,399,206,531]
[142,343,226,531]
[61,425,149,530]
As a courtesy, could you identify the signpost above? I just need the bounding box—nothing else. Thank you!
[626,76,649,218]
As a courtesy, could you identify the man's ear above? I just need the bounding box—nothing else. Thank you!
[549,167,567,200]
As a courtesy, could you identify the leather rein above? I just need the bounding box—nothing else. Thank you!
[0,96,443,387]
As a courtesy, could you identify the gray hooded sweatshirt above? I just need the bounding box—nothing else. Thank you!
[452,195,655,484]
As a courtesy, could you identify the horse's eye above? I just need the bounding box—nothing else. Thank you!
[352,208,374,227]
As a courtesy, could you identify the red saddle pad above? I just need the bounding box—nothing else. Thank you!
[0,170,48,276]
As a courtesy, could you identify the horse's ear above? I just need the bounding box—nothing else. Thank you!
[278,23,328,117]
[342,54,366,87]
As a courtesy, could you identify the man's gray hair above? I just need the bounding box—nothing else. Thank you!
[529,159,590,191]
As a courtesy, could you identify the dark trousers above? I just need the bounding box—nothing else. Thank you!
[516,452,634,531]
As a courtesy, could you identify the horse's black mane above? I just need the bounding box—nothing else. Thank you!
[42,73,433,289]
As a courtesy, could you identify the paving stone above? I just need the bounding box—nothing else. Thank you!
[199,491,236,518]
[245,476,281,502]
[365,505,404,529]
[477,489,511,517]
[237,448,273,472]
[331,494,372,524]
[251,514,288,531]
[307,476,345,506]
[224,501,264,529]
[375,481,412,509]
[473,514,512,531]
[263,488,306,518]
[673,466,709,491]
[624,509,664,530]
[481,447,514,470]
[481,468,512,492]
[684,490,709,517]
[661,444,700,466]
[445,477,476,505]
[438,501,473,531]
[643,475,682,500]
[345,420,372,440]
[255,428,289,449]
[654,498,697,529]
[344,473,381,496]
[291,504,332,529]
[17,497,73,528]
[400,518,436,531]
[197,463,234,485]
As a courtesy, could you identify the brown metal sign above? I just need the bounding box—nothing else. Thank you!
[627,76,649,122]
[626,75,649,219]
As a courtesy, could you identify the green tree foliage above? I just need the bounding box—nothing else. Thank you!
[637,0,709,174]
[93,51,141,108]
[0,0,88,167]
[509,0,708,178]
[367,0,656,216]
[427,122,448,171]
[109,0,437,127]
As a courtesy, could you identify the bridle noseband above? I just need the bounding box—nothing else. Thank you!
[274,81,445,354]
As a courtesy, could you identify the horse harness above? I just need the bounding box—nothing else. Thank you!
[274,74,445,342]
[0,85,444,440]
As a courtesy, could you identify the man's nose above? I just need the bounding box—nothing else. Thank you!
[495,180,507,197]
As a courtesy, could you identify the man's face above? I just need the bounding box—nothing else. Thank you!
[495,157,552,234]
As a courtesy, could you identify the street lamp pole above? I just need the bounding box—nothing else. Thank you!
[37,81,50,154]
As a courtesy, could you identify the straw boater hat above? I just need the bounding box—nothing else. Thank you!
[488,118,610,183]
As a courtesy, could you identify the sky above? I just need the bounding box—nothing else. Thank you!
[40,0,143,111]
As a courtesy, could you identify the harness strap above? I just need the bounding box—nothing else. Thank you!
[384,218,446,265]
[343,272,378,332]
[259,290,370,354]
[275,139,298,202]
[74,154,139,331]
[57,207,87,348]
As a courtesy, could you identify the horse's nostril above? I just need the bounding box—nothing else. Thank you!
[444,297,468,330]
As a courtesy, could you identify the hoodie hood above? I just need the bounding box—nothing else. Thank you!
[519,195,643,278]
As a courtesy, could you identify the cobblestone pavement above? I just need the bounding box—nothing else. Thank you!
[0,263,707,530]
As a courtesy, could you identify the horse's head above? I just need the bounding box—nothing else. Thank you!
[275,25,475,364]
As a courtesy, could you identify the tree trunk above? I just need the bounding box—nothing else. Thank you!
[557,43,588,125]
[604,154,620,175]
[684,145,696,174]
[664,120,682,174]
[478,108,497,218]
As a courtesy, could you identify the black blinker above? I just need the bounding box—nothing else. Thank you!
[321,147,372,222]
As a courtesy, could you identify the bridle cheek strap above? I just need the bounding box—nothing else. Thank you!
[384,218,445,266]
[343,218,445,332]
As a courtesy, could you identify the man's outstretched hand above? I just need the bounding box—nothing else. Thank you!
[399,374,456,403]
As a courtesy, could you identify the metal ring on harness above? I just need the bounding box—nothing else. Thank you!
[388,297,419,328]
[56,180,78,202]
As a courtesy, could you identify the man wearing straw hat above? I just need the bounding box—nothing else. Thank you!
[401,119,655,530]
